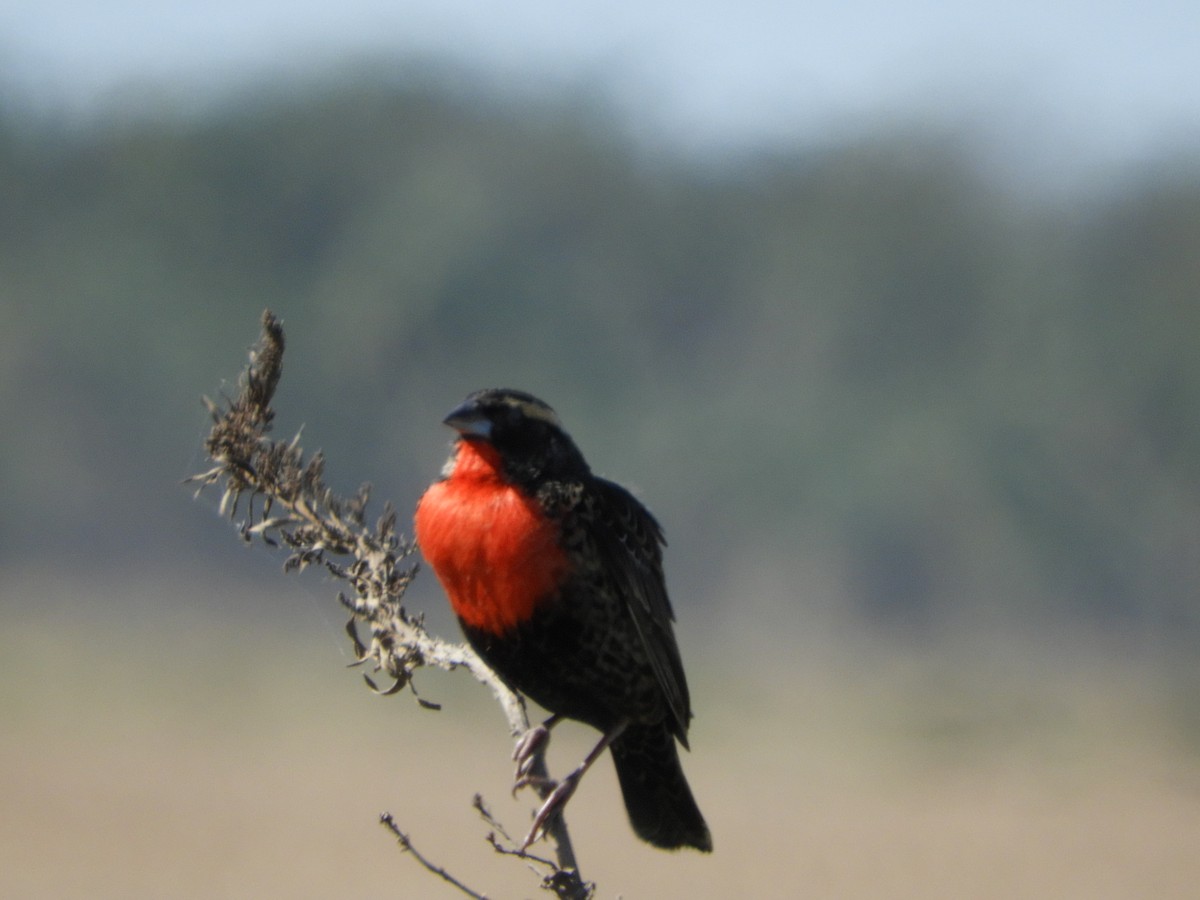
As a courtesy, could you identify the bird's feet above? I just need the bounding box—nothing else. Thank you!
[518,718,629,850]
[521,769,582,850]
[511,714,561,794]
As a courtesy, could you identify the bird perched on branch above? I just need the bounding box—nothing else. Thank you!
[414,388,711,852]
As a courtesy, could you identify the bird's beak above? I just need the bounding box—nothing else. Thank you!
[443,400,492,440]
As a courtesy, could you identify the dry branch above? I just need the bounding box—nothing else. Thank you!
[189,310,593,900]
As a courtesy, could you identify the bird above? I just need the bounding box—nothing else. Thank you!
[414,388,711,853]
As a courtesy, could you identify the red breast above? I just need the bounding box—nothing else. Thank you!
[415,438,572,636]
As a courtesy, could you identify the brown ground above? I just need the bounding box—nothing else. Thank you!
[3,574,1198,898]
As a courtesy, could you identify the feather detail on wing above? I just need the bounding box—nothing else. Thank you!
[584,477,693,745]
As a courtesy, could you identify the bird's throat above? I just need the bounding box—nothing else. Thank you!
[415,441,571,636]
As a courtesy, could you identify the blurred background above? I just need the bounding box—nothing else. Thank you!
[2,1,1199,896]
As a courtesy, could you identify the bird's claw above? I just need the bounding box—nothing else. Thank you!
[512,718,560,795]
[513,723,551,773]
[511,772,556,798]
[520,771,581,850]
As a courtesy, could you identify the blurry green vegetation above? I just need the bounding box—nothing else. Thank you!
[1,68,1197,651]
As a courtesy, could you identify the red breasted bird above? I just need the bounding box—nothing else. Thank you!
[414,389,711,852]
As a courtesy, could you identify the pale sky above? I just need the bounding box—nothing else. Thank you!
[2,0,1198,174]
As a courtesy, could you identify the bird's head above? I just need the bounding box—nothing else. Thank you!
[442,389,589,486]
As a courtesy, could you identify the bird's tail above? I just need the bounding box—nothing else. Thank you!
[609,721,712,852]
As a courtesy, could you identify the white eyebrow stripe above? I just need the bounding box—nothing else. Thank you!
[503,395,561,427]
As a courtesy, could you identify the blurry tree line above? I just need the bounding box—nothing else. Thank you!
[1,69,1196,647]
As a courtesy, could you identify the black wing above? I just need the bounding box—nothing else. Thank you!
[586,476,693,745]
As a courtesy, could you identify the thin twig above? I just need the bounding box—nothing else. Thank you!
[476,796,596,899]
[380,814,489,900]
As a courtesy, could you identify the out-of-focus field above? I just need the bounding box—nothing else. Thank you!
[3,573,1198,899]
